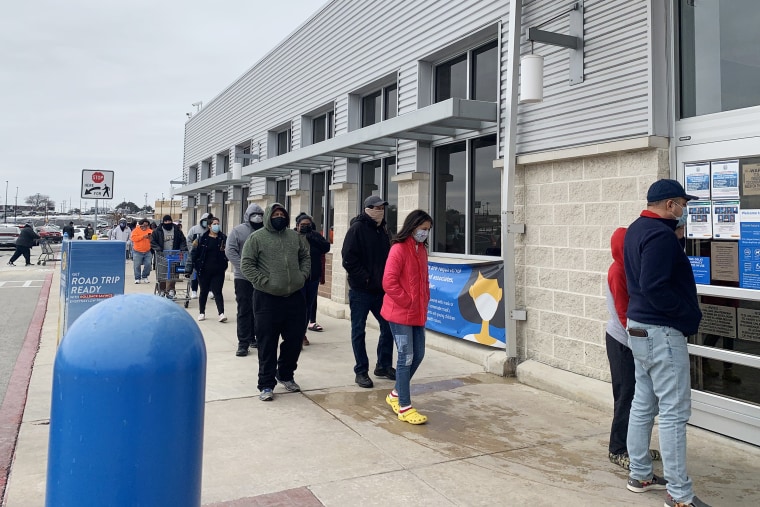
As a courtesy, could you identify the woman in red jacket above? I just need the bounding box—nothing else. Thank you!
[381,209,433,425]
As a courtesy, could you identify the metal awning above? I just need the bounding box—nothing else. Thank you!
[174,97,496,196]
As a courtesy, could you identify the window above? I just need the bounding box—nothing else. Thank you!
[216,153,230,174]
[433,135,499,256]
[312,111,334,144]
[275,180,287,206]
[188,164,198,184]
[311,170,334,242]
[240,187,249,223]
[221,191,228,229]
[360,157,398,234]
[277,129,291,155]
[679,0,760,118]
[361,84,398,127]
[435,40,498,103]
[242,146,251,167]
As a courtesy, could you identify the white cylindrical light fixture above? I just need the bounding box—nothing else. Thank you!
[520,54,544,104]
[232,162,242,180]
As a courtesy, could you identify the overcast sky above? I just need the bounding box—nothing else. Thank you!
[0,0,323,213]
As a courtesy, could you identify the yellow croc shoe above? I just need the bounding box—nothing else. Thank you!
[398,408,427,425]
[386,393,399,414]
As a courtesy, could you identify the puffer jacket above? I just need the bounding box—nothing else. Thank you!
[240,203,310,296]
[381,236,430,326]
[16,225,40,248]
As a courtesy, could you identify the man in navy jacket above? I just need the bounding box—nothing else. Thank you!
[623,179,709,507]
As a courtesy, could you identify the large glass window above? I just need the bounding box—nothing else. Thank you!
[312,111,334,144]
[679,0,760,118]
[240,186,249,222]
[433,135,499,256]
[275,179,287,206]
[359,157,398,234]
[310,170,334,242]
[435,40,498,103]
[277,129,291,155]
[242,146,251,167]
[361,84,398,127]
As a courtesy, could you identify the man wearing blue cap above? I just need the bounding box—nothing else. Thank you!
[623,179,710,507]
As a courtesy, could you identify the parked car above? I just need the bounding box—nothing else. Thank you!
[71,227,86,240]
[0,226,20,249]
[35,226,63,245]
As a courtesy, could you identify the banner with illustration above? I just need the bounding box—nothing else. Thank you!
[426,261,506,349]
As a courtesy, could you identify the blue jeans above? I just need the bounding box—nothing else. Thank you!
[389,322,425,407]
[626,319,693,503]
[132,250,152,281]
[348,289,394,374]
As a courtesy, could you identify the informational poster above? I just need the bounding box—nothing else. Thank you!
[427,261,506,348]
[737,308,760,343]
[712,200,741,239]
[710,160,740,199]
[710,242,739,282]
[59,240,126,341]
[741,163,760,196]
[739,209,760,290]
[688,256,711,285]
[684,163,711,199]
[698,303,737,339]
[686,200,712,239]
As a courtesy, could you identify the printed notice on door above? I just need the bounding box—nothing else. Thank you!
[698,303,737,339]
[737,308,760,343]
[711,241,739,282]
[742,163,760,196]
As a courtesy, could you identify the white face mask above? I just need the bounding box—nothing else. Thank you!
[250,214,263,224]
[473,293,499,320]
[413,229,429,243]
[365,207,384,224]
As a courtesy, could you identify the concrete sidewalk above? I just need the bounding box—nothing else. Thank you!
[4,265,760,506]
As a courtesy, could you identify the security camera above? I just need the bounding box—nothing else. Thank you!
[186,112,192,118]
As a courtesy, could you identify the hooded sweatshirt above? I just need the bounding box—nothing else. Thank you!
[226,203,265,280]
[605,227,629,346]
[186,213,211,253]
[240,203,310,296]
[342,212,391,294]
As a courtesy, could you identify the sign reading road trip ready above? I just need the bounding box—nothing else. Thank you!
[81,169,114,199]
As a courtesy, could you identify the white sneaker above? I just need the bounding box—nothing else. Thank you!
[198,314,205,321]
[191,290,198,299]
[168,289,176,299]
[135,280,141,284]
[210,293,215,300]
[218,313,227,322]
[142,278,151,284]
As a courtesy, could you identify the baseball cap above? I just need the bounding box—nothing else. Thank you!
[646,179,698,202]
[364,195,389,208]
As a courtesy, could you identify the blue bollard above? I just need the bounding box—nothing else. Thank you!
[46,294,207,507]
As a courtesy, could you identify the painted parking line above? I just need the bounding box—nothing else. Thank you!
[0,281,46,289]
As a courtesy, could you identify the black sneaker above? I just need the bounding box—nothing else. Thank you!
[236,344,248,357]
[374,366,396,380]
[249,340,258,349]
[277,378,301,392]
[355,373,374,388]
[665,493,712,507]
[627,474,667,493]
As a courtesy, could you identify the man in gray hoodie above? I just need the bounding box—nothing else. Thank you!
[186,212,211,299]
[225,203,265,357]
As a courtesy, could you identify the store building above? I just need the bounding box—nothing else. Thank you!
[173,0,760,446]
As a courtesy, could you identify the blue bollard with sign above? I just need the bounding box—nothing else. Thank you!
[46,294,207,507]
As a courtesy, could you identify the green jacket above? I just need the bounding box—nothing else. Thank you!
[240,203,310,296]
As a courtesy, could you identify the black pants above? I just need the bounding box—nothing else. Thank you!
[605,333,635,455]
[191,275,198,292]
[9,246,31,264]
[254,290,306,391]
[302,279,319,326]
[198,270,225,315]
[234,278,255,346]
[309,295,318,322]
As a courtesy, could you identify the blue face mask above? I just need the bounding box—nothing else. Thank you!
[673,201,688,228]
[211,224,220,233]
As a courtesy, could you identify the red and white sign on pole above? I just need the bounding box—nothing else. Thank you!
[81,169,114,200]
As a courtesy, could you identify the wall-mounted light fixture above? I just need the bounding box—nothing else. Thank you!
[520,1,584,104]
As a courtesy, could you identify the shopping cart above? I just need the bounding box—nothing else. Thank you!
[36,239,57,266]
[154,250,191,308]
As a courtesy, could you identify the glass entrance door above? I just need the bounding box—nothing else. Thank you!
[676,137,760,446]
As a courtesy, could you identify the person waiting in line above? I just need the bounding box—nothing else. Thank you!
[604,227,662,470]
[240,203,310,401]
[295,213,330,346]
[188,217,228,322]
[7,224,39,266]
[186,213,212,299]
[130,219,153,283]
[151,215,187,299]
[225,203,265,357]
[84,223,94,240]
[381,210,433,425]
[110,218,132,259]
[62,221,75,240]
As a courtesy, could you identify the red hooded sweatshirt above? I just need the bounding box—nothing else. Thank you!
[608,227,628,328]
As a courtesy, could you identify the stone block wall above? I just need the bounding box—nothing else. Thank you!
[514,148,670,380]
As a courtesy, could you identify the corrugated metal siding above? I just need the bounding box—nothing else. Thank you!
[397,140,418,174]
[398,62,417,115]
[510,0,650,155]
[249,177,266,196]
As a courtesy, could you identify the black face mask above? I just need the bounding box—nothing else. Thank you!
[250,222,264,231]
[163,223,173,230]
[299,224,312,234]
[271,217,288,231]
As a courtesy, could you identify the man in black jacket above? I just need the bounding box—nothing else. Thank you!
[341,195,395,388]
[8,224,39,266]
[150,215,187,298]
[62,221,75,240]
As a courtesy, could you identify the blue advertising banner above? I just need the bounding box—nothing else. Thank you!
[426,261,506,349]
[688,256,711,285]
[59,240,126,340]
[739,210,760,290]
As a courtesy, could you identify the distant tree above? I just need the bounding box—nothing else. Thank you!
[115,201,140,214]
[143,205,154,213]
[25,194,55,210]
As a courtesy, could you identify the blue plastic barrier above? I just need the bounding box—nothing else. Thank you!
[46,294,207,506]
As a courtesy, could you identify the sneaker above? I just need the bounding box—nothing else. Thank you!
[168,289,176,299]
[250,340,258,349]
[198,314,205,321]
[259,388,274,401]
[609,452,630,470]
[236,344,248,357]
[210,293,215,299]
[374,366,397,380]
[142,278,151,284]
[665,493,712,507]
[134,280,140,284]
[303,335,310,346]
[191,290,198,299]
[627,474,668,493]
[355,373,374,388]
[277,378,301,392]
[218,313,227,322]
[7,262,14,266]
[25,263,33,266]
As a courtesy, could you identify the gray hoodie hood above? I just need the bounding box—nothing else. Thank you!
[243,203,264,223]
